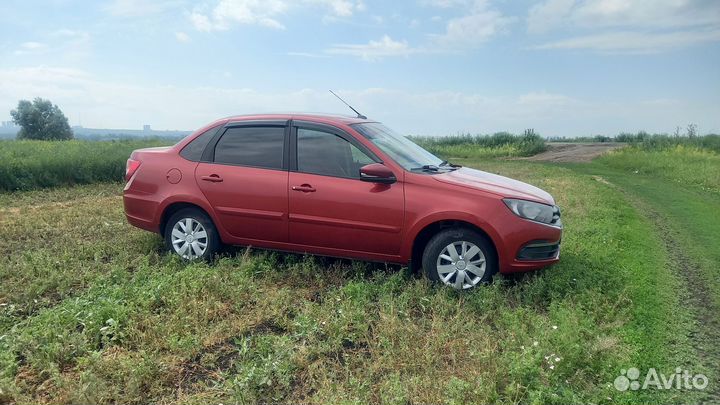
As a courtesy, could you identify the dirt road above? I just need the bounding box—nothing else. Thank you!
[582,171,720,404]
[523,142,625,163]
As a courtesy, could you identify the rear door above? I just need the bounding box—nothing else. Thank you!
[195,121,289,242]
[288,122,404,256]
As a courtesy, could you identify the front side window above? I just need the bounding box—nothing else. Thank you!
[214,126,285,169]
[297,128,374,178]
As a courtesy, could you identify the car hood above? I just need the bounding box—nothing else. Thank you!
[434,167,555,205]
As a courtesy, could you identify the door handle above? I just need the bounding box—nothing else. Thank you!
[292,184,316,193]
[201,174,223,183]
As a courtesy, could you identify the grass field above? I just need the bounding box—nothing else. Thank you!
[0,139,172,192]
[1,157,717,404]
[412,132,547,159]
[0,133,543,193]
[548,133,720,153]
[596,145,720,194]
[0,138,718,404]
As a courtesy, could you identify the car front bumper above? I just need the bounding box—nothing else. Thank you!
[496,216,562,274]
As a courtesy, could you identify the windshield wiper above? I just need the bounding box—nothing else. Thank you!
[410,164,440,172]
[439,160,461,168]
[410,163,461,173]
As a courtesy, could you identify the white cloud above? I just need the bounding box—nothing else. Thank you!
[307,0,363,17]
[19,42,46,50]
[325,35,415,61]
[518,92,573,105]
[527,0,574,34]
[432,9,513,48]
[421,0,513,49]
[13,30,91,57]
[3,66,717,136]
[320,0,511,59]
[206,0,288,30]
[422,0,471,8]
[535,29,720,53]
[571,0,720,29]
[191,0,365,31]
[529,0,720,32]
[175,32,191,42]
[190,12,214,31]
[527,0,720,52]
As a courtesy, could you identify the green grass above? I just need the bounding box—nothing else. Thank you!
[0,134,543,193]
[2,133,717,193]
[568,161,720,310]
[0,160,703,404]
[412,132,547,159]
[549,133,720,153]
[0,139,173,192]
[596,144,720,194]
[622,133,720,152]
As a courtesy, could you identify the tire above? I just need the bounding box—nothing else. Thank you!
[421,227,497,290]
[164,208,221,261]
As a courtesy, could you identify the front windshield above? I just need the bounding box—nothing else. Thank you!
[352,122,444,171]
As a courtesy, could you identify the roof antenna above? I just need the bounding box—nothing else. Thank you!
[329,90,367,119]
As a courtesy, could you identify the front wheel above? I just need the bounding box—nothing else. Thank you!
[164,208,220,261]
[421,228,497,290]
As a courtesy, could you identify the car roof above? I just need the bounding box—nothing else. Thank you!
[223,112,375,126]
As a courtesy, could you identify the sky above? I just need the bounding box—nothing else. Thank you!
[0,0,719,137]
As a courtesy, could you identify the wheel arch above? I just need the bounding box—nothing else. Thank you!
[407,216,501,273]
[159,200,215,237]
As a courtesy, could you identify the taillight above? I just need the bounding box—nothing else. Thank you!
[125,158,141,181]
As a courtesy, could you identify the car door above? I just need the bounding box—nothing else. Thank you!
[195,122,289,242]
[288,123,404,257]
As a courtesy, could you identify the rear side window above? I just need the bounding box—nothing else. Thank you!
[214,126,285,169]
[180,125,220,161]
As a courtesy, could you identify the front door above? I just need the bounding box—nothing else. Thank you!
[288,125,404,256]
[196,124,288,242]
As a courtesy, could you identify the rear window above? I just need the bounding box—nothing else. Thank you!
[214,126,285,169]
[180,125,220,161]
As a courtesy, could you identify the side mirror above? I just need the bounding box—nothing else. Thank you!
[359,163,397,184]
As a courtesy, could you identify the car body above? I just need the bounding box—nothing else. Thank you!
[123,113,562,289]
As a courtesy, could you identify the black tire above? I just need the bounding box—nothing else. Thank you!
[421,227,497,290]
[164,208,221,261]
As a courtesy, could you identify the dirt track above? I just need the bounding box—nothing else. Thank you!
[523,142,625,163]
[590,174,720,403]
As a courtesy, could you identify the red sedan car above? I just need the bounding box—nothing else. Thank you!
[123,114,561,290]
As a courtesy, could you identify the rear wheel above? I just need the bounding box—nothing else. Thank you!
[421,228,497,290]
[164,208,220,261]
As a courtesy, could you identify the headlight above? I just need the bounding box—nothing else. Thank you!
[503,198,558,226]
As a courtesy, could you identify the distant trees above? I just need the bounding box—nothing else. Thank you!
[10,98,74,140]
